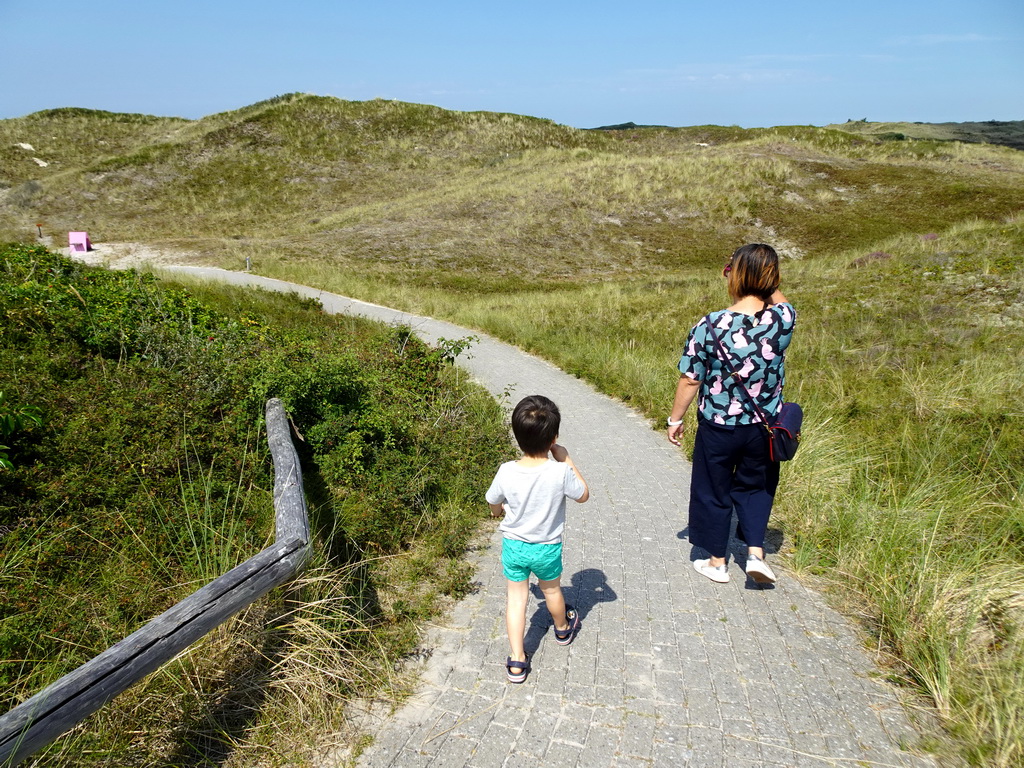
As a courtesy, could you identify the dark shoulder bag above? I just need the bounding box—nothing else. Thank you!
[703,316,803,461]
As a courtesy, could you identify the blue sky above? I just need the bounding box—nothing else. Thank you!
[2,0,1021,128]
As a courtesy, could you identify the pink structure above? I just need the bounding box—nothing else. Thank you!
[68,231,92,253]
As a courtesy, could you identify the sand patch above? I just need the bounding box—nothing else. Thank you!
[65,242,200,270]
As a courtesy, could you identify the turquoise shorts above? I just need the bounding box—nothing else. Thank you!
[502,538,563,582]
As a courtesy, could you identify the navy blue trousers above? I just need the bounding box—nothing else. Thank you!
[688,418,780,559]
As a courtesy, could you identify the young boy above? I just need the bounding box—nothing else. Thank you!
[486,395,590,683]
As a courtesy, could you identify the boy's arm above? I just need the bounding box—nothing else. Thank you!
[489,502,505,518]
[550,444,590,503]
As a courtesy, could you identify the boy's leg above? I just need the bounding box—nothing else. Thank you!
[506,578,530,666]
[538,578,568,632]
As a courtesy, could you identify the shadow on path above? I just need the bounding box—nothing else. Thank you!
[522,568,619,656]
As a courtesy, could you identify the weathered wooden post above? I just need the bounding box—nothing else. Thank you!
[0,399,310,766]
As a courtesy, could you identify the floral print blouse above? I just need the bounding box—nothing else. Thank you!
[677,302,796,426]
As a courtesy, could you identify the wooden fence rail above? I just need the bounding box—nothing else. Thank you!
[0,398,311,767]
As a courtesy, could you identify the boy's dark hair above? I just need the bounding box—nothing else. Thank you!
[728,243,780,301]
[511,395,560,456]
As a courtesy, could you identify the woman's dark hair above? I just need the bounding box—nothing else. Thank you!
[511,395,560,456]
[727,243,780,301]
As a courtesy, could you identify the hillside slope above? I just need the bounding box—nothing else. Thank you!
[828,119,1024,151]
[2,95,1022,284]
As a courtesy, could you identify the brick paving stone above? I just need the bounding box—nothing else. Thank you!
[758,742,802,766]
[567,652,599,687]
[651,650,685,675]
[787,736,834,767]
[598,640,627,672]
[619,713,657,759]
[475,723,518,759]
[653,722,689,745]
[428,734,477,767]
[593,683,626,705]
[502,752,546,768]
[531,668,568,697]
[612,757,655,768]
[623,697,658,717]
[577,724,621,765]
[647,620,679,648]
[159,270,939,768]
[474,679,508,701]
[541,740,583,767]
[683,725,725,756]
[677,664,714,696]
[590,705,627,728]
[491,705,531,731]
[651,741,697,767]
[721,719,763,762]
[718,698,753,722]
[698,620,734,647]
[752,715,794,745]
[379,750,432,768]
[553,715,592,746]
[510,721,556,758]
[411,721,453,757]
[624,681,657,702]
[651,670,688,705]
[654,702,689,727]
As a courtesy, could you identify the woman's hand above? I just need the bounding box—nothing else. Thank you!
[667,422,684,446]
[667,376,700,447]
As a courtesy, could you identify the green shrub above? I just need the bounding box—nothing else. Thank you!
[0,245,510,764]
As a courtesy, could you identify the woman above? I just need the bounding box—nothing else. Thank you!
[666,243,796,584]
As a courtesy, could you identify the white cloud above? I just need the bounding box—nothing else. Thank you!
[741,54,834,63]
[743,53,898,64]
[618,64,825,88]
[886,32,997,46]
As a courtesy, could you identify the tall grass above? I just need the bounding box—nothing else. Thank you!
[269,214,1024,766]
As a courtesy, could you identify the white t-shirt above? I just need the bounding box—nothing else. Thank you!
[486,459,587,545]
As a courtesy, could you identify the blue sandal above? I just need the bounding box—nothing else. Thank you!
[506,655,531,683]
[553,606,580,646]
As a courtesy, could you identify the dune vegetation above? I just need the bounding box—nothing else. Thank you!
[0,243,509,765]
[827,117,1024,151]
[2,93,1023,766]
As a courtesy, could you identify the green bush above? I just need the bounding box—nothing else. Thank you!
[0,245,510,764]
[0,390,42,470]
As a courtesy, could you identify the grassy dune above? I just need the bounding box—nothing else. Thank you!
[3,93,1022,276]
[2,95,1023,765]
[828,118,1024,151]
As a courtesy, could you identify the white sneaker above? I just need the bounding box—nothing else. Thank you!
[746,555,777,584]
[694,558,730,583]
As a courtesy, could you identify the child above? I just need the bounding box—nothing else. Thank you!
[486,395,590,683]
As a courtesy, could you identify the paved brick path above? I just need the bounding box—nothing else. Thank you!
[166,268,935,768]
